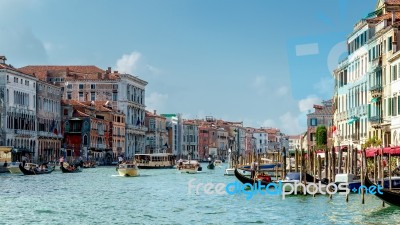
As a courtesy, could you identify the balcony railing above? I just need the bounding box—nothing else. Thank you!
[97,144,105,149]
[369,115,381,123]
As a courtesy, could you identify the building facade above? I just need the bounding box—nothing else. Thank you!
[1,56,38,161]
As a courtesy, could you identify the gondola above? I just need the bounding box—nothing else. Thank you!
[234,169,272,186]
[18,164,54,175]
[60,165,82,173]
[207,162,215,170]
[365,175,400,207]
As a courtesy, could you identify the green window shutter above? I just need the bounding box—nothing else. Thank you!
[389,98,392,116]
[398,97,400,114]
[368,104,371,118]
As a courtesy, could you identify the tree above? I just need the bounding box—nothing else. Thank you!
[361,136,382,149]
[316,125,327,149]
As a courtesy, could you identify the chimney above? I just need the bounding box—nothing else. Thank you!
[114,71,118,73]
[107,67,111,74]
[0,56,6,64]
[154,110,157,115]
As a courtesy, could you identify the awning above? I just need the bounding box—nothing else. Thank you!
[371,97,379,103]
[347,118,356,124]
[0,146,13,153]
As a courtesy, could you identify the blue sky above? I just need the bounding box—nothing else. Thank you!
[0,0,377,134]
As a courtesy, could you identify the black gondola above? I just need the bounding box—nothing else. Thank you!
[19,164,54,175]
[234,169,272,186]
[60,165,82,173]
[365,175,400,207]
[207,162,215,170]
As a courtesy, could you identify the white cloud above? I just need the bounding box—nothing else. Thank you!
[115,51,141,74]
[313,77,334,95]
[278,112,304,135]
[145,92,168,112]
[252,76,267,95]
[298,95,322,113]
[277,86,289,96]
[295,43,319,56]
[146,64,161,75]
[261,119,277,128]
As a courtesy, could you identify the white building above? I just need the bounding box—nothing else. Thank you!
[0,56,39,161]
[182,121,198,159]
[253,130,268,154]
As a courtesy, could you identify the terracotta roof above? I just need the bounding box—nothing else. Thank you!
[19,65,106,81]
[367,11,400,23]
[386,0,400,5]
[73,110,90,118]
[0,63,35,77]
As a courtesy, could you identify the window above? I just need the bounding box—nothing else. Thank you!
[67,92,72,100]
[6,75,9,82]
[79,84,84,89]
[90,92,95,101]
[14,77,18,83]
[33,82,35,88]
[113,92,118,101]
[310,118,317,126]
[79,92,84,101]
[389,36,393,51]
[113,84,118,89]
[91,84,96,89]
[25,80,29,86]
[67,84,72,89]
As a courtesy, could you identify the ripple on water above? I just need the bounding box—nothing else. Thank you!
[1,165,400,224]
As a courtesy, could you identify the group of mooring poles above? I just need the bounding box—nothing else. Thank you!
[292,145,392,207]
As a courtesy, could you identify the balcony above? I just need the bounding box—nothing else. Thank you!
[369,115,382,124]
[126,124,148,132]
[97,144,105,150]
[14,130,36,137]
[371,56,382,69]
[37,131,63,138]
[369,84,382,98]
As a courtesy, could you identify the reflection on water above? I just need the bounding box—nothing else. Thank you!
[0,164,399,224]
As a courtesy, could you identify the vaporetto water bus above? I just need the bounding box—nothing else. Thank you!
[134,153,175,169]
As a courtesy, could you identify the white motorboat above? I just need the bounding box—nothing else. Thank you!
[214,159,222,167]
[117,163,140,177]
[177,160,200,174]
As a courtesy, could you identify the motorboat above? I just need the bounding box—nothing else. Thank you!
[177,160,200,174]
[117,163,140,177]
[214,159,222,167]
[279,172,326,194]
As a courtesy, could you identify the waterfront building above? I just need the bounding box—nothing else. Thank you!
[252,129,268,154]
[182,120,199,159]
[86,101,126,159]
[19,65,148,158]
[288,135,302,154]
[332,0,400,149]
[144,110,168,154]
[0,56,38,161]
[36,80,62,162]
[389,50,400,146]
[161,113,182,155]
[306,100,334,150]
[61,100,113,163]
[216,127,228,159]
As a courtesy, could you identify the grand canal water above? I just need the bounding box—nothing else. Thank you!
[1,163,399,225]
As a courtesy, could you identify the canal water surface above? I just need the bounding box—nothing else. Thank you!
[1,164,399,225]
